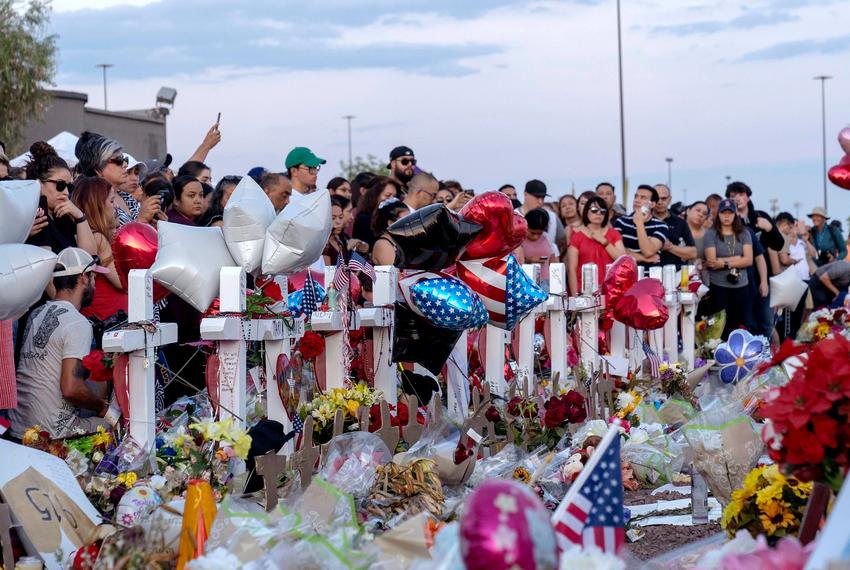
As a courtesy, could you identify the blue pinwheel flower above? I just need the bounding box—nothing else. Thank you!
[714,329,766,384]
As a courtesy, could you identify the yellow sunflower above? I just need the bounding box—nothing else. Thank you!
[788,478,813,500]
[755,482,784,508]
[759,502,796,535]
[513,466,531,483]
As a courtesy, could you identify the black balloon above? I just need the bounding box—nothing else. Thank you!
[392,302,463,376]
[388,204,482,271]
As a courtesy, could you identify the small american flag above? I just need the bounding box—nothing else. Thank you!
[291,413,304,434]
[349,251,376,281]
[641,339,661,378]
[301,271,318,319]
[333,253,350,294]
[552,428,625,554]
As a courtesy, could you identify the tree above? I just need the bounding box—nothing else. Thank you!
[0,0,57,154]
[339,154,390,180]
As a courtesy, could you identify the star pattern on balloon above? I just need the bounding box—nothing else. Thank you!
[410,277,488,331]
[504,255,548,331]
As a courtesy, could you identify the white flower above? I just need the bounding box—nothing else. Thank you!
[615,391,635,411]
[560,545,625,569]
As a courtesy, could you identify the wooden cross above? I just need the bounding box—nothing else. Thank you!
[254,452,289,512]
[0,502,13,570]
[290,416,320,488]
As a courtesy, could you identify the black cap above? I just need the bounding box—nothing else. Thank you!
[388,145,415,166]
[524,179,549,198]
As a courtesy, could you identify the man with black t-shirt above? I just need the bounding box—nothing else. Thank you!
[613,185,669,268]
[654,184,696,268]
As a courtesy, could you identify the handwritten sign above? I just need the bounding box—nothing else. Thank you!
[0,440,100,569]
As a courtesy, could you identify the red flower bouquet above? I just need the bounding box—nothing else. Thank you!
[762,334,850,492]
[82,349,114,381]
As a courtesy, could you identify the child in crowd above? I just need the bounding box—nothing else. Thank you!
[520,208,558,291]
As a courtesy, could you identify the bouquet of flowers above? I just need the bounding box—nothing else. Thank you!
[762,333,850,493]
[695,311,725,360]
[299,383,383,443]
[796,307,847,343]
[82,349,114,381]
[614,389,642,426]
[155,417,253,498]
[658,361,698,407]
[721,464,812,544]
[496,391,587,451]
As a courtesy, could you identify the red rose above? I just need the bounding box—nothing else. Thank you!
[543,396,569,429]
[298,331,325,361]
[262,281,283,302]
[485,405,501,423]
[82,350,112,382]
[454,442,472,465]
[507,397,537,419]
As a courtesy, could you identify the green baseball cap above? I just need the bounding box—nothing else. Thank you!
[285,147,326,169]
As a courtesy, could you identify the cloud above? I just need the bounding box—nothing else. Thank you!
[648,8,797,35]
[50,0,512,80]
[738,33,850,61]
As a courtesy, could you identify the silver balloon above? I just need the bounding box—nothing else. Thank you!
[0,180,41,244]
[0,244,58,320]
[223,176,276,273]
[262,189,332,275]
[150,222,236,312]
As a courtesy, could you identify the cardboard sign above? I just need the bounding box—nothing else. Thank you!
[0,440,100,569]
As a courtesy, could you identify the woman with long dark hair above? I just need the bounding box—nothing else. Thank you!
[703,198,754,337]
[352,176,401,248]
[566,196,624,295]
[167,175,206,226]
[201,175,241,227]
[371,198,410,266]
[25,141,97,255]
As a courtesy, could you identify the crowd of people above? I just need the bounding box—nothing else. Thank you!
[1,123,849,440]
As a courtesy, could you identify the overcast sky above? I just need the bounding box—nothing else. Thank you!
[49,0,850,221]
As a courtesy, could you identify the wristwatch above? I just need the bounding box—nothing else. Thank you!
[74,214,87,224]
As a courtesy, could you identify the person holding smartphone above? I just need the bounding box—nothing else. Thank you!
[24,141,97,256]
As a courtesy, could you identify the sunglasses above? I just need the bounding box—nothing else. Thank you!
[108,156,129,167]
[45,179,74,193]
[398,158,417,166]
[83,255,101,274]
[588,207,607,214]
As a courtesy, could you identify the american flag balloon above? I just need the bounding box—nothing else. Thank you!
[287,279,325,317]
[457,254,548,331]
[399,271,488,331]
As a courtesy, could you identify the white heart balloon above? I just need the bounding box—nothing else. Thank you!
[223,176,276,273]
[0,180,41,244]
[262,189,332,275]
[150,222,236,312]
[0,244,58,320]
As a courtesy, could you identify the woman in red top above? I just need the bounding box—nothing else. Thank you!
[75,176,129,321]
[567,196,625,295]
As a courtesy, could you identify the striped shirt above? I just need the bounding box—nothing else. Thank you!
[612,214,669,267]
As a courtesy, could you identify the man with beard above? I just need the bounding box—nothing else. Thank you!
[9,248,113,439]
[387,146,417,192]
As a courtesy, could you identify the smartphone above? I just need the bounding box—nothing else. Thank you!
[38,194,48,214]
[640,205,650,216]
[216,112,221,127]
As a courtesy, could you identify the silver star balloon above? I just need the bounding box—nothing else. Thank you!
[0,244,57,319]
[262,189,332,275]
[0,180,40,244]
[222,176,276,273]
[150,221,236,312]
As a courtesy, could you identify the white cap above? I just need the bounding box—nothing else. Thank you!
[124,153,148,177]
[53,247,109,277]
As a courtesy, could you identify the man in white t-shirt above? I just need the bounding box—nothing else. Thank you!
[10,248,112,438]
[402,172,438,214]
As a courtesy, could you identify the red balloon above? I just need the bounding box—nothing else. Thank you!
[460,191,528,260]
[614,278,669,330]
[112,222,169,301]
[840,154,850,166]
[829,163,850,190]
[602,255,638,306]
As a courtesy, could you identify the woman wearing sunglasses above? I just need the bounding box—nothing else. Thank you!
[24,141,97,256]
[566,196,625,296]
[75,131,160,226]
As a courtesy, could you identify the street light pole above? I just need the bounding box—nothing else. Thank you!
[95,64,113,110]
[616,0,627,206]
[814,75,831,211]
[665,157,673,189]
[342,115,355,175]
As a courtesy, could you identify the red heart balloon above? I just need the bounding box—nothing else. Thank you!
[602,255,638,306]
[829,163,850,190]
[112,222,169,301]
[614,278,669,330]
[460,191,528,259]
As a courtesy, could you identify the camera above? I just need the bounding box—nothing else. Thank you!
[726,268,740,285]
[143,177,174,211]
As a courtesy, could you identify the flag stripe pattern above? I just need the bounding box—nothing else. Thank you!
[553,434,625,554]
[349,251,376,281]
[641,339,661,378]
